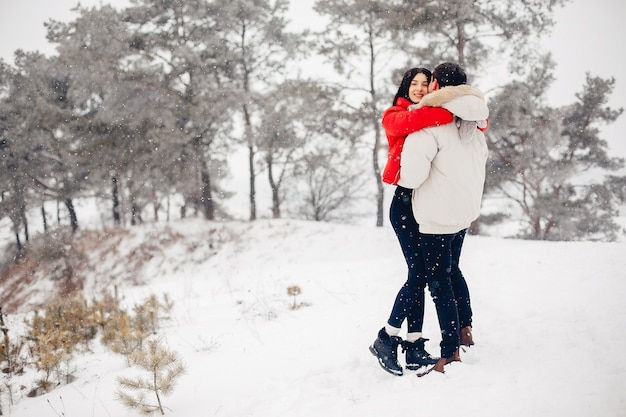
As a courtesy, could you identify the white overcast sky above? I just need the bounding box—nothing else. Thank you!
[1,0,625,158]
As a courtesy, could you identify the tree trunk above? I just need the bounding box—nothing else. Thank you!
[112,176,121,225]
[65,198,78,233]
[14,231,22,253]
[41,205,48,232]
[248,142,257,220]
[455,22,466,69]
[368,31,384,227]
[152,188,159,222]
[166,195,171,222]
[243,103,256,221]
[10,205,23,253]
[267,155,280,219]
[373,125,384,228]
[131,203,142,225]
[201,169,214,220]
[19,205,29,242]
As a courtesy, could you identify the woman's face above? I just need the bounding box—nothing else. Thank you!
[408,72,429,104]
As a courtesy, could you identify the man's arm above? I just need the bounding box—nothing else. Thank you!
[397,130,437,189]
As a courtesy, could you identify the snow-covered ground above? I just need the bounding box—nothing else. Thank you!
[2,218,625,416]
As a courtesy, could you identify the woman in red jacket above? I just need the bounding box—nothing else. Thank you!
[381,68,454,185]
[370,68,453,376]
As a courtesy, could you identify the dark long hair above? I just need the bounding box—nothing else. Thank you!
[392,67,432,106]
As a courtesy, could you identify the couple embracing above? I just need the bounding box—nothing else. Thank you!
[370,62,488,376]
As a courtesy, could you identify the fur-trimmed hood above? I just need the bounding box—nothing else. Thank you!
[413,85,488,122]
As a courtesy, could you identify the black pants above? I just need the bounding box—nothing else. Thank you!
[387,186,426,334]
[388,186,473,358]
[420,230,472,358]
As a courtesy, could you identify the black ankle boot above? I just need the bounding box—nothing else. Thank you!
[369,328,403,376]
[402,338,439,370]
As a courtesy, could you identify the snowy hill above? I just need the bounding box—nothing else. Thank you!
[3,218,626,416]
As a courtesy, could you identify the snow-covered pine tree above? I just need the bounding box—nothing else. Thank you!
[485,57,625,240]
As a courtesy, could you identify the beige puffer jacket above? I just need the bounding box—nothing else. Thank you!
[397,85,489,234]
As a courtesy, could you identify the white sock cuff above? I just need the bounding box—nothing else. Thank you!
[384,323,401,336]
[406,332,422,343]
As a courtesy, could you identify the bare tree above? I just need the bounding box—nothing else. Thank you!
[295,144,370,222]
[256,79,345,218]
[313,0,396,227]
[210,0,301,220]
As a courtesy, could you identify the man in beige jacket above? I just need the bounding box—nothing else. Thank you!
[398,62,488,374]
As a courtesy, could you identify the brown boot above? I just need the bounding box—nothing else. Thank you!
[431,349,461,374]
[460,326,474,347]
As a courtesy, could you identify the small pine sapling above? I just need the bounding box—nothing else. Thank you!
[116,338,185,415]
[1,306,18,375]
[102,311,147,363]
[26,310,77,396]
[133,293,174,335]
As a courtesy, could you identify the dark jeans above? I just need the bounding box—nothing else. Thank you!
[387,186,473,358]
[387,186,426,334]
[420,230,472,358]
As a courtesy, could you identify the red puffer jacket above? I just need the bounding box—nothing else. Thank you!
[381,98,454,185]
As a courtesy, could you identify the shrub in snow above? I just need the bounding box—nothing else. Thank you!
[116,338,185,415]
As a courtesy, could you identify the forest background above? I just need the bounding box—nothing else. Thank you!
[1,0,626,248]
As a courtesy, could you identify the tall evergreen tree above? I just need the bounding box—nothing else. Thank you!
[0,60,29,250]
[46,5,168,226]
[486,60,624,241]
[123,0,236,221]
[0,52,83,238]
[388,0,568,74]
